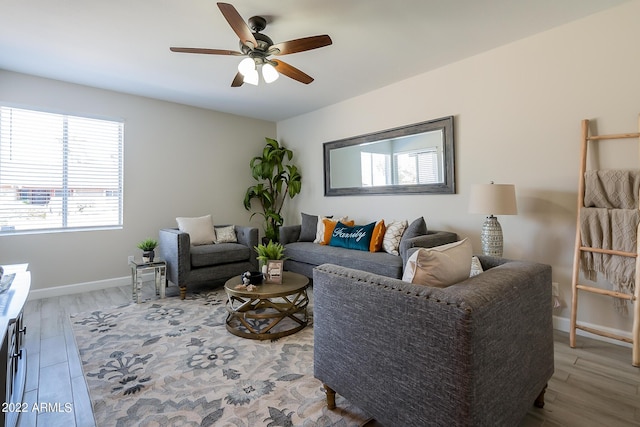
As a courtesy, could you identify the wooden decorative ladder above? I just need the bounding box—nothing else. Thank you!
[570,116,640,366]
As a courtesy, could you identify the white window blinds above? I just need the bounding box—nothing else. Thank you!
[0,106,123,233]
[394,148,440,185]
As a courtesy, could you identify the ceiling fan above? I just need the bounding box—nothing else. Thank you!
[170,2,332,87]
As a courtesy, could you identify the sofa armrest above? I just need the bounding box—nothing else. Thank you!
[313,260,553,426]
[279,225,301,245]
[158,228,191,287]
[400,229,458,263]
[234,225,259,268]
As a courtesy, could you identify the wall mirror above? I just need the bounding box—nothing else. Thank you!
[324,116,455,196]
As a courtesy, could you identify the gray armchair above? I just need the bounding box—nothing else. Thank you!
[158,225,258,299]
[313,257,554,426]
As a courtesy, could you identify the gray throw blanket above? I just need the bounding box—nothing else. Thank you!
[584,169,640,209]
[581,169,640,312]
[580,208,639,313]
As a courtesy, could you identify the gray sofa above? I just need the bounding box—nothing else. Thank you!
[313,256,554,427]
[158,225,258,299]
[279,221,458,279]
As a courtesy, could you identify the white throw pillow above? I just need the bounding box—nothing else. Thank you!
[176,215,216,246]
[470,256,484,277]
[313,216,328,244]
[382,220,408,255]
[215,225,237,243]
[402,238,472,288]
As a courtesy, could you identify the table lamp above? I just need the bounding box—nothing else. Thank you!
[468,182,518,257]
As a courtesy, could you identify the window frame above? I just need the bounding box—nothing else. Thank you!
[0,104,125,235]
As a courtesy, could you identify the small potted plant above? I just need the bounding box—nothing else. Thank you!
[254,240,285,273]
[137,238,158,263]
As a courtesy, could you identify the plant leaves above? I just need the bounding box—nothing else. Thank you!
[245,137,301,242]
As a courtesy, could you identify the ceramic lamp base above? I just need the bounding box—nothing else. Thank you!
[481,215,503,257]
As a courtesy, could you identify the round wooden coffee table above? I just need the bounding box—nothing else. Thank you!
[224,271,309,340]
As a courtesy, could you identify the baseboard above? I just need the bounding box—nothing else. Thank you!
[553,315,632,348]
[28,273,155,300]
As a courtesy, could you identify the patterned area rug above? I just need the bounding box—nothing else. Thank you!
[70,288,371,426]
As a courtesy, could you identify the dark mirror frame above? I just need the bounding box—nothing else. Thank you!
[323,116,455,196]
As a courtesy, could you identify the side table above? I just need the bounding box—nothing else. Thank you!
[129,259,167,303]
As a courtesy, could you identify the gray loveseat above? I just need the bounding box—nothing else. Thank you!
[279,217,458,279]
[313,256,554,426]
[158,225,258,299]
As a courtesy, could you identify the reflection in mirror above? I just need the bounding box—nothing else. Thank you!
[324,116,454,196]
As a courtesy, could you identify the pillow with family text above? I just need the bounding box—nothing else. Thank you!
[318,217,354,245]
[329,221,376,252]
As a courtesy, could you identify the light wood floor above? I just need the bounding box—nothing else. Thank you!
[16,281,640,427]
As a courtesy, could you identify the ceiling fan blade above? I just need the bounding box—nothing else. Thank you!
[231,72,244,87]
[217,2,258,48]
[170,47,243,56]
[272,60,314,84]
[271,35,332,55]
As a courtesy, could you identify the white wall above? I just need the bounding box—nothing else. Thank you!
[277,1,640,336]
[0,71,275,291]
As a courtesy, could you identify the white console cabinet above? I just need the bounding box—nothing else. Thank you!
[0,265,30,427]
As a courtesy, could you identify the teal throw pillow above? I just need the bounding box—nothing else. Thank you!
[329,221,376,251]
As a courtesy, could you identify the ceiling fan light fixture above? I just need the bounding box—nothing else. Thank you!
[243,69,259,85]
[262,63,279,83]
[238,57,256,75]
[171,3,331,87]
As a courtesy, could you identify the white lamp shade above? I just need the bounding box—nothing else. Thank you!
[238,57,256,75]
[262,63,279,83]
[469,183,517,215]
[243,69,259,85]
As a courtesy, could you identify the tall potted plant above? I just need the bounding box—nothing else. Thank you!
[243,137,302,242]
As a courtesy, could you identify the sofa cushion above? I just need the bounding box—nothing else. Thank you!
[214,225,237,243]
[190,243,252,267]
[470,255,484,277]
[402,238,472,287]
[285,242,404,278]
[329,221,376,251]
[299,213,318,242]
[370,220,386,252]
[382,220,408,255]
[314,216,333,243]
[176,215,216,246]
[320,217,354,245]
[401,216,427,245]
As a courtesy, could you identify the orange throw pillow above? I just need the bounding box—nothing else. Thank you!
[369,220,386,252]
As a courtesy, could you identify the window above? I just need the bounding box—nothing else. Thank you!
[0,106,123,234]
[361,152,391,186]
[360,147,441,187]
[394,148,441,185]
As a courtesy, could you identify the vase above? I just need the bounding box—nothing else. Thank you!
[143,250,155,263]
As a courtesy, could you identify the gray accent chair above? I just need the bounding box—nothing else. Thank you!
[313,256,554,426]
[158,225,258,299]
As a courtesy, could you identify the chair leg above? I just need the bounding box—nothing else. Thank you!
[534,384,547,408]
[324,384,336,409]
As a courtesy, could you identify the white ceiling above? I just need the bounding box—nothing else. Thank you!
[0,0,631,122]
